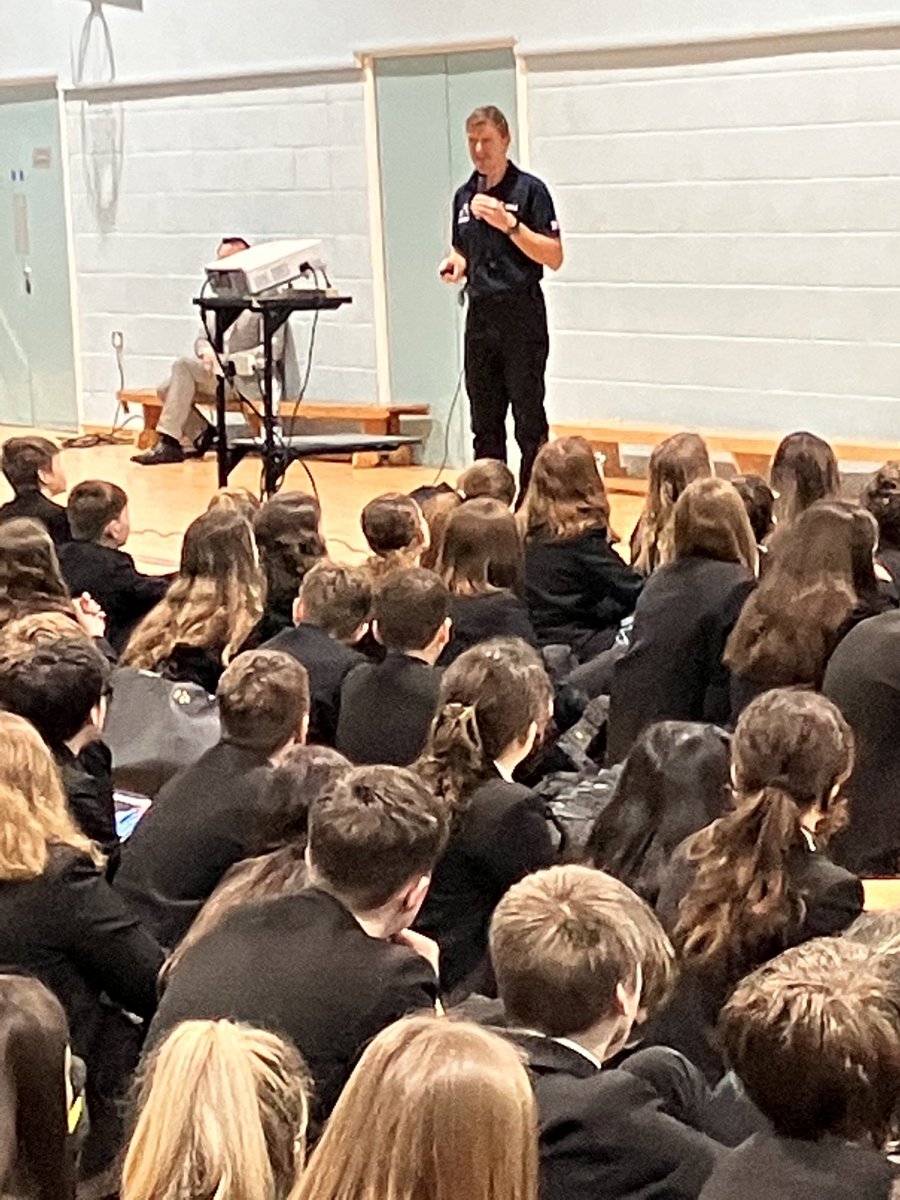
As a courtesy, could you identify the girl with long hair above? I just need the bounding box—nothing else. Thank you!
[414,638,558,998]
[630,432,713,575]
[650,689,862,1082]
[247,491,327,647]
[292,1015,537,1200]
[437,497,538,665]
[770,430,840,529]
[0,518,105,639]
[122,507,265,693]
[122,1019,310,1200]
[607,478,757,762]
[520,437,642,661]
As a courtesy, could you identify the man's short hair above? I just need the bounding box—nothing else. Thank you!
[1,437,59,494]
[0,637,109,747]
[307,765,449,910]
[219,236,250,251]
[217,650,309,755]
[67,480,128,543]
[466,105,510,139]
[490,865,674,1037]
[457,460,516,507]
[374,569,449,653]
[721,939,900,1145]
[299,561,371,641]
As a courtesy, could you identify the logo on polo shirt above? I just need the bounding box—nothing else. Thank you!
[458,203,471,225]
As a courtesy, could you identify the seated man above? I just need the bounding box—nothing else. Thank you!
[115,649,309,947]
[58,480,170,653]
[336,568,450,766]
[0,436,70,545]
[489,865,724,1200]
[147,764,448,1123]
[132,236,297,466]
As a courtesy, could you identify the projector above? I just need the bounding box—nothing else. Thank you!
[205,239,326,298]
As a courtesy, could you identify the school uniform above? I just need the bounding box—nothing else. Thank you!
[438,590,539,666]
[261,622,364,746]
[336,652,441,767]
[0,490,70,546]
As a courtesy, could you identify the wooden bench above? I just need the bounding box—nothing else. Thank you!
[119,390,429,466]
[551,420,900,494]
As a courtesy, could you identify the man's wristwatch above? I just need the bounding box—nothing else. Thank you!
[507,212,521,235]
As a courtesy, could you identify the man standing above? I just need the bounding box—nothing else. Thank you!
[440,106,563,497]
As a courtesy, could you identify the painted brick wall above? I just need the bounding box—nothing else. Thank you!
[67,77,375,424]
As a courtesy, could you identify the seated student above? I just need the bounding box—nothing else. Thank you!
[861,461,900,592]
[0,713,164,1178]
[244,491,327,648]
[0,519,104,638]
[122,508,264,695]
[0,636,119,870]
[630,433,713,575]
[651,689,863,1084]
[520,437,642,661]
[410,483,463,570]
[360,492,428,580]
[730,474,774,561]
[122,1019,311,1200]
[262,560,371,745]
[769,429,840,530]
[57,480,169,653]
[608,479,757,762]
[489,865,724,1200]
[206,485,260,522]
[415,638,559,999]
[294,1015,539,1200]
[700,939,900,1200]
[148,765,448,1123]
[337,569,450,766]
[458,458,517,507]
[115,649,309,948]
[0,436,70,546]
[437,497,539,665]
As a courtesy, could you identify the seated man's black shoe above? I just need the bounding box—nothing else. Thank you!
[131,439,185,466]
[187,422,217,459]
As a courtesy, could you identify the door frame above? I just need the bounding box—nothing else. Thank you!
[0,75,83,430]
[357,41,525,407]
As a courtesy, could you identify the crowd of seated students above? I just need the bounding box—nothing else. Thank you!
[6,429,900,1199]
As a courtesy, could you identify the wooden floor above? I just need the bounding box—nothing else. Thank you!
[0,427,646,573]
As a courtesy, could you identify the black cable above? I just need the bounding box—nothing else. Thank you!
[430,367,465,486]
[285,308,320,432]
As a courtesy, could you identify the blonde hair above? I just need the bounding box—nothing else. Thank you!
[0,610,86,653]
[122,1020,310,1200]
[292,1015,538,1200]
[0,712,101,879]
[207,487,261,524]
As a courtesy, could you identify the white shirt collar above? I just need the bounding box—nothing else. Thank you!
[553,1036,604,1071]
[494,760,514,783]
[801,826,816,851]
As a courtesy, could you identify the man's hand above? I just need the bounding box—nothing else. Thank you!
[471,193,512,233]
[391,928,441,976]
[199,348,216,373]
[438,250,466,284]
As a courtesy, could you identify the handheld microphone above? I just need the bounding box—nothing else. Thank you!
[476,173,487,194]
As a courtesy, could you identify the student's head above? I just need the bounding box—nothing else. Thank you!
[410,484,463,571]
[254,491,326,612]
[731,474,775,546]
[844,910,900,990]
[458,459,517,507]
[466,105,512,177]
[122,1019,310,1200]
[262,743,351,851]
[0,519,72,628]
[0,610,82,652]
[671,477,758,573]
[0,711,100,880]
[67,479,129,545]
[0,636,109,750]
[1,436,65,497]
[520,437,610,541]
[417,638,554,817]
[123,509,265,671]
[586,721,731,905]
[721,939,900,1146]
[306,765,448,928]
[439,497,524,595]
[296,561,371,644]
[206,486,260,524]
[675,689,854,979]
[216,649,309,757]
[631,432,713,574]
[491,866,674,1054]
[361,493,427,576]
[217,236,251,258]
[770,430,840,528]
[373,568,451,657]
[294,1015,537,1200]
[862,462,900,552]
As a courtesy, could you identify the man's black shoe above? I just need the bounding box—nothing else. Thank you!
[131,440,185,466]
[188,423,217,459]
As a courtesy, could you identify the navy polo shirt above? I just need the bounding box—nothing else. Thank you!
[452,162,560,302]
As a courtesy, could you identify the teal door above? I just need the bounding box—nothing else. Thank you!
[0,84,79,430]
[375,50,518,467]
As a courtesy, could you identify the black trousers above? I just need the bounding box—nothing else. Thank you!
[464,287,550,496]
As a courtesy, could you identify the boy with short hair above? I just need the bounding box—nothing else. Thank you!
[336,568,451,766]
[58,480,170,652]
[458,458,517,508]
[701,938,900,1200]
[0,435,70,545]
[490,864,724,1200]
[263,560,372,745]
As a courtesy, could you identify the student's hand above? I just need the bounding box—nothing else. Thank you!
[392,928,440,976]
[471,193,512,232]
[73,593,107,639]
